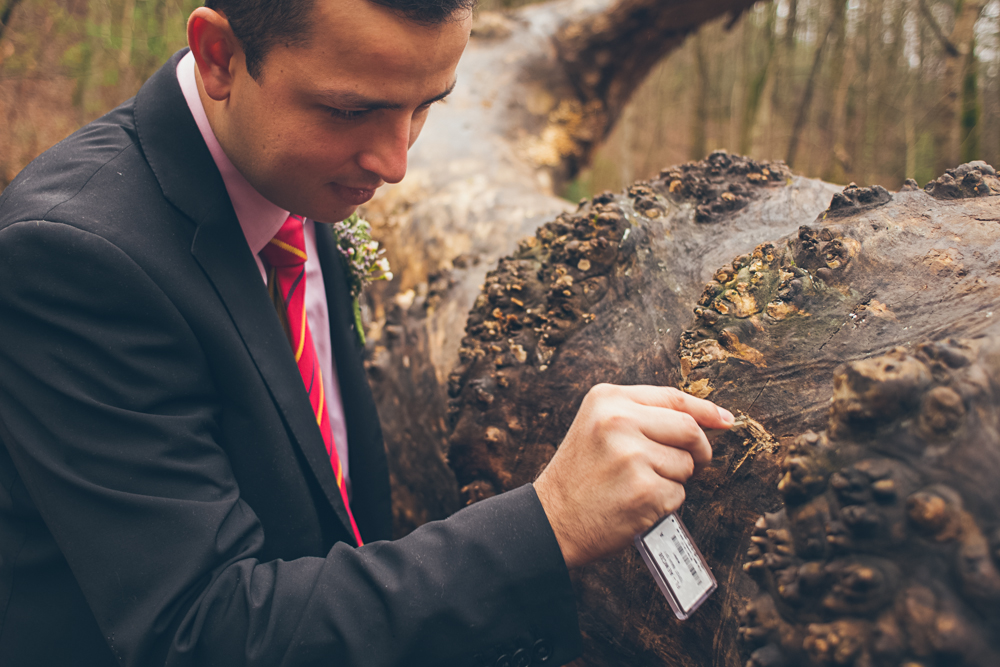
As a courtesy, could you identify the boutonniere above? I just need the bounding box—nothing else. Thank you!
[331,211,393,346]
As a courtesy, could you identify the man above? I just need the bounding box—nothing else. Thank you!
[0,0,734,664]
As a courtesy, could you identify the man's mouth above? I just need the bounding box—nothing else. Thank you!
[331,183,379,206]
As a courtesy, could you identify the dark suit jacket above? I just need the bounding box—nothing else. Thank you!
[0,50,580,667]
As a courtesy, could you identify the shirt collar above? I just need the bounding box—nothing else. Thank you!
[176,51,289,255]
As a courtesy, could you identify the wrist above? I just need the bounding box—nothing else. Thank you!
[533,476,584,569]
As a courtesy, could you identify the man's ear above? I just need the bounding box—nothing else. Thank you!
[187,7,242,101]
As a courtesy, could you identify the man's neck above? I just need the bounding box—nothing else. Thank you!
[176,51,289,257]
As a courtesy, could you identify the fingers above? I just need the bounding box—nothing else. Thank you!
[637,473,687,525]
[648,444,696,484]
[538,383,720,568]
[657,480,686,518]
[615,384,734,429]
[631,404,713,467]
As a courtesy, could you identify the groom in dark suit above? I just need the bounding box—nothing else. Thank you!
[0,0,733,665]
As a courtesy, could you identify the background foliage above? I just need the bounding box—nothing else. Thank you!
[0,0,199,185]
[1,0,998,192]
[573,0,1000,195]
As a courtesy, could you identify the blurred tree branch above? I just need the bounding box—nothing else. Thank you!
[0,0,23,41]
[918,0,959,56]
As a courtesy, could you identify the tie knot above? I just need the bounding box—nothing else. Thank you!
[260,215,308,268]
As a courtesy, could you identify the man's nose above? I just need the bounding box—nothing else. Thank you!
[357,116,410,185]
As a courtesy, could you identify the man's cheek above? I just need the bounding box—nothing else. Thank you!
[409,113,430,148]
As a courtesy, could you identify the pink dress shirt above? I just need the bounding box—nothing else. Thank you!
[176,52,352,491]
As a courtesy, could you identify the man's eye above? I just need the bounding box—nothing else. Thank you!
[327,107,369,121]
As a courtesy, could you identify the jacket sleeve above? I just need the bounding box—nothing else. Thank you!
[0,220,581,667]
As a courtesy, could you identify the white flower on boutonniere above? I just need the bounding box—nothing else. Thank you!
[330,211,393,345]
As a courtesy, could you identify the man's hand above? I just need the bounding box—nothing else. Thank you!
[533,384,733,569]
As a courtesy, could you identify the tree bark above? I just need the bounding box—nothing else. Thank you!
[446,158,999,666]
[445,152,836,666]
[358,2,1000,662]
[741,321,1000,664]
[934,0,987,176]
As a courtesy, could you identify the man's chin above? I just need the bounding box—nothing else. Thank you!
[311,207,356,224]
[305,199,360,225]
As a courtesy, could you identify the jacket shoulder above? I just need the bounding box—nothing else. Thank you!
[0,100,154,232]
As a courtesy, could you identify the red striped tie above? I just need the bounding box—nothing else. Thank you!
[260,214,363,546]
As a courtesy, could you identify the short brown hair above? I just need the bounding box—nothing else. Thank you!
[206,0,476,79]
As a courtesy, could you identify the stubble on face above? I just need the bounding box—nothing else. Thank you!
[215,0,472,223]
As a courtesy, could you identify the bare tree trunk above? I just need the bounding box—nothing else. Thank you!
[768,0,797,157]
[690,29,710,162]
[960,36,981,162]
[783,0,798,51]
[816,0,848,180]
[786,0,841,169]
[738,5,777,156]
[823,38,855,183]
[935,0,987,176]
[866,0,908,184]
[119,0,137,68]
[905,85,918,181]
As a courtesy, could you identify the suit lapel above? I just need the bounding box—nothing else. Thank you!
[315,224,393,542]
[133,50,358,545]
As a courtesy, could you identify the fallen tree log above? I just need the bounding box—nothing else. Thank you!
[445,158,1000,666]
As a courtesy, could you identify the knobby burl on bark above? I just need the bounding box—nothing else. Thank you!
[740,336,1000,667]
[445,154,1000,666]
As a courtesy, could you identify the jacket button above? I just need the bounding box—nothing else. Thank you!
[512,648,531,667]
[495,654,512,667]
[532,639,552,663]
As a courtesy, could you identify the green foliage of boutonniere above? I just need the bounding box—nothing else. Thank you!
[331,212,393,345]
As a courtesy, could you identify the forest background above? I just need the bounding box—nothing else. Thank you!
[0,0,998,196]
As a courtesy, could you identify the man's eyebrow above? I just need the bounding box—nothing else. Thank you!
[318,79,458,110]
[423,79,458,106]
